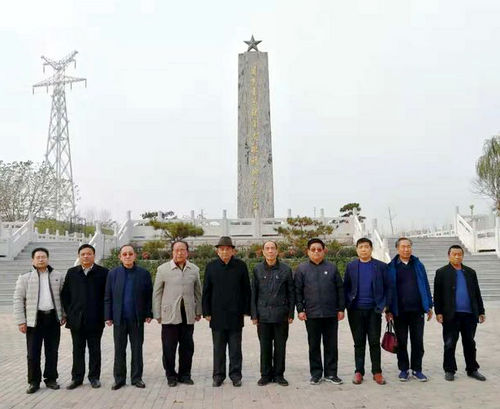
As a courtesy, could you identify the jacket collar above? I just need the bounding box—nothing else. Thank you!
[169,259,192,271]
[264,259,280,270]
[32,265,54,274]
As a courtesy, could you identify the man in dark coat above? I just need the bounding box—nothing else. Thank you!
[104,244,153,390]
[61,244,108,389]
[202,236,251,387]
[344,238,390,385]
[295,238,345,386]
[434,245,486,382]
[251,241,295,386]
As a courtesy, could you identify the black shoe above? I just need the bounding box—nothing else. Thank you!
[323,375,343,385]
[178,378,194,385]
[26,384,40,394]
[468,371,486,381]
[274,377,289,386]
[257,377,271,386]
[445,372,455,381]
[45,380,60,390]
[66,380,83,390]
[310,377,321,385]
[111,382,125,390]
[168,378,178,387]
[232,379,242,387]
[90,379,101,389]
[212,378,223,387]
[132,380,146,388]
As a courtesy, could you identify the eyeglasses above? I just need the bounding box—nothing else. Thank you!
[309,248,324,253]
[121,252,135,256]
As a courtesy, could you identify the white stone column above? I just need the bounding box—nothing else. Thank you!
[496,216,500,258]
[472,218,478,253]
[222,209,229,236]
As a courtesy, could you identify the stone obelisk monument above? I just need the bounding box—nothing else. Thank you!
[237,35,275,218]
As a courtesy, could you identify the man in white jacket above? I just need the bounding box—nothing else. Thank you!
[13,247,66,394]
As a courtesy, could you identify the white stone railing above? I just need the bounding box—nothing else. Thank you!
[34,228,91,242]
[456,213,476,252]
[351,210,390,262]
[455,209,499,256]
[372,226,391,263]
[0,215,34,260]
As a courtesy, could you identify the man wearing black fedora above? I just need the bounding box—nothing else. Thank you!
[202,236,251,387]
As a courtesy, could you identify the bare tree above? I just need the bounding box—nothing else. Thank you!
[473,136,500,213]
[0,161,75,221]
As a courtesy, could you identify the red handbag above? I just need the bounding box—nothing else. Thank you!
[381,321,398,353]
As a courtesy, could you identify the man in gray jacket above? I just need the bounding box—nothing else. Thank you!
[153,240,202,387]
[13,247,66,394]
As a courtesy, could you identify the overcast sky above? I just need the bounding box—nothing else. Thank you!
[0,0,498,233]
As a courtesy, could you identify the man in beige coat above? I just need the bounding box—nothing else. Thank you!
[153,240,202,386]
[13,247,66,394]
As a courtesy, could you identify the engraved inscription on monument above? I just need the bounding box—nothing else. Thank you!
[237,36,275,218]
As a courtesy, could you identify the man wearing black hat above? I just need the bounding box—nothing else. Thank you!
[202,236,251,387]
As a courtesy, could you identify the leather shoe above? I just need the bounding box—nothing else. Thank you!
[45,380,60,390]
[257,377,271,386]
[212,378,223,387]
[178,378,194,385]
[445,372,455,381]
[90,379,101,389]
[274,377,289,386]
[468,371,486,381]
[111,382,125,390]
[26,384,39,394]
[66,380,83,390]
[167,378,177,387]
[132,380,146,388]
[232,379,242,387]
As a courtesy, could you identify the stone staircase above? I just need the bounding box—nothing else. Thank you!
[388,237,500,301]
[0,242,80,306]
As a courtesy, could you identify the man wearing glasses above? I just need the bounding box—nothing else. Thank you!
[202,236,251,387]
[295,238,345,386]
[13,247,66,394]
[153,240,202,387]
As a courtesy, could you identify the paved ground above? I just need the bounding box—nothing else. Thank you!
[1,304,499,409]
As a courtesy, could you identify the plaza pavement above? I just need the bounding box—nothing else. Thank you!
[0,303,499,409]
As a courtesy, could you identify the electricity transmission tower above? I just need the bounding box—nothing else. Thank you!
[33,51,86,220]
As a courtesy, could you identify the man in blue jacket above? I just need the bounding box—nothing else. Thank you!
[104,244,153,390]
[344,238,390,385]
[386,238,433,382]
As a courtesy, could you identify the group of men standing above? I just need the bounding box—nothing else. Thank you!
[13,235,487,394]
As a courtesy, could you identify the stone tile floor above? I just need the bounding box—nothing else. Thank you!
[1,303,499,409]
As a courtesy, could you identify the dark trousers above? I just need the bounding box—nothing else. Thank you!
[394,311,425,372]
[161,323,195,381]
[113,319,144,384]
[70,327,104,382]
[304,317,338,378]
[347,309,382,375]
[26,310,60,385]
[211,329,242,381]
[442,312,479,374]
[257,322,289,379]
